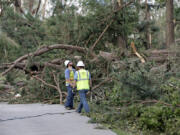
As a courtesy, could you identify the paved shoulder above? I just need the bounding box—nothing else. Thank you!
[0,103,116,135]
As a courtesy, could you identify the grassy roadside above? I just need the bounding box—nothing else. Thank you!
[113,129,132,135]
[83,103,137,135]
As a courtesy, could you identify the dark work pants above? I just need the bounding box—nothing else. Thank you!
[77,90,90,113]
[65,86,74,108]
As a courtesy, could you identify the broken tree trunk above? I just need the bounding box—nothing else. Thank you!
[146,49,180,63]
[130,42,145,63]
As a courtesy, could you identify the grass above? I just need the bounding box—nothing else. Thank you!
[113,129,132,135]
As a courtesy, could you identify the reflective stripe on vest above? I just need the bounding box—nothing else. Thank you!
[76,69,90,90]
[66,70,74,85]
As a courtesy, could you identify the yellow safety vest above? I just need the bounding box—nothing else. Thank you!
[66,70,74,85]
[76,69,90,90]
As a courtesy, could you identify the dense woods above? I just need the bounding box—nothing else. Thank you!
[0,0,180,134]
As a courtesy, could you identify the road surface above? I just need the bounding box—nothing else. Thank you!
[0,103,116,135]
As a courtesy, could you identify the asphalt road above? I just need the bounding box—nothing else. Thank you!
[0,103,116,135]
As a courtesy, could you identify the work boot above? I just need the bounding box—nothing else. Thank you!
[65,107,71,110]
[75,110,81,113]
[70,107,75,110]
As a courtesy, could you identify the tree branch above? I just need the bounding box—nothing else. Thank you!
[52,72,63,104]
[92,78,112,90]
[90,20,114,51]
[90,0,134,52]
[33,76,57,90]
[117,99,180,107]
[35,0,41,16]
[1,44,86,76]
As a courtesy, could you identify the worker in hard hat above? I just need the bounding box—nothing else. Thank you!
[64,60,76,110]
[74,61,92,113]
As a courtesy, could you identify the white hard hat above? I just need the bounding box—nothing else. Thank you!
[77,61,85,67]
[15,93,21,98]
[64,60,70,67]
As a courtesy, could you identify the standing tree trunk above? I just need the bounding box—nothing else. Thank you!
[0,1,3,16]
[166,0,175,47]
[42,0,47,19]
[29,0,34,14]
[14,0,21,13]
[14,0,24,14]
[113,0,127,53]
[145,0,152,49]
[35,0,42,16]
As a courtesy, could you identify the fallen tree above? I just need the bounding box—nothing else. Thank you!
[1,43,179,76]
[0,43,120,76]
[0,59,63,73]
[1,44,87,76]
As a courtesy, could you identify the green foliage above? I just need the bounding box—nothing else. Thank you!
[109,61,162,105]
[0,33,20,62]
[0,7,45,52]
[175,6,180,20]
[90,102,180,135]
[0,75,6,81]
[89,59,180,134]
[161,77,180,106]
[139,106,167,132]
[138,105,180,134]
[0,0,180,134]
